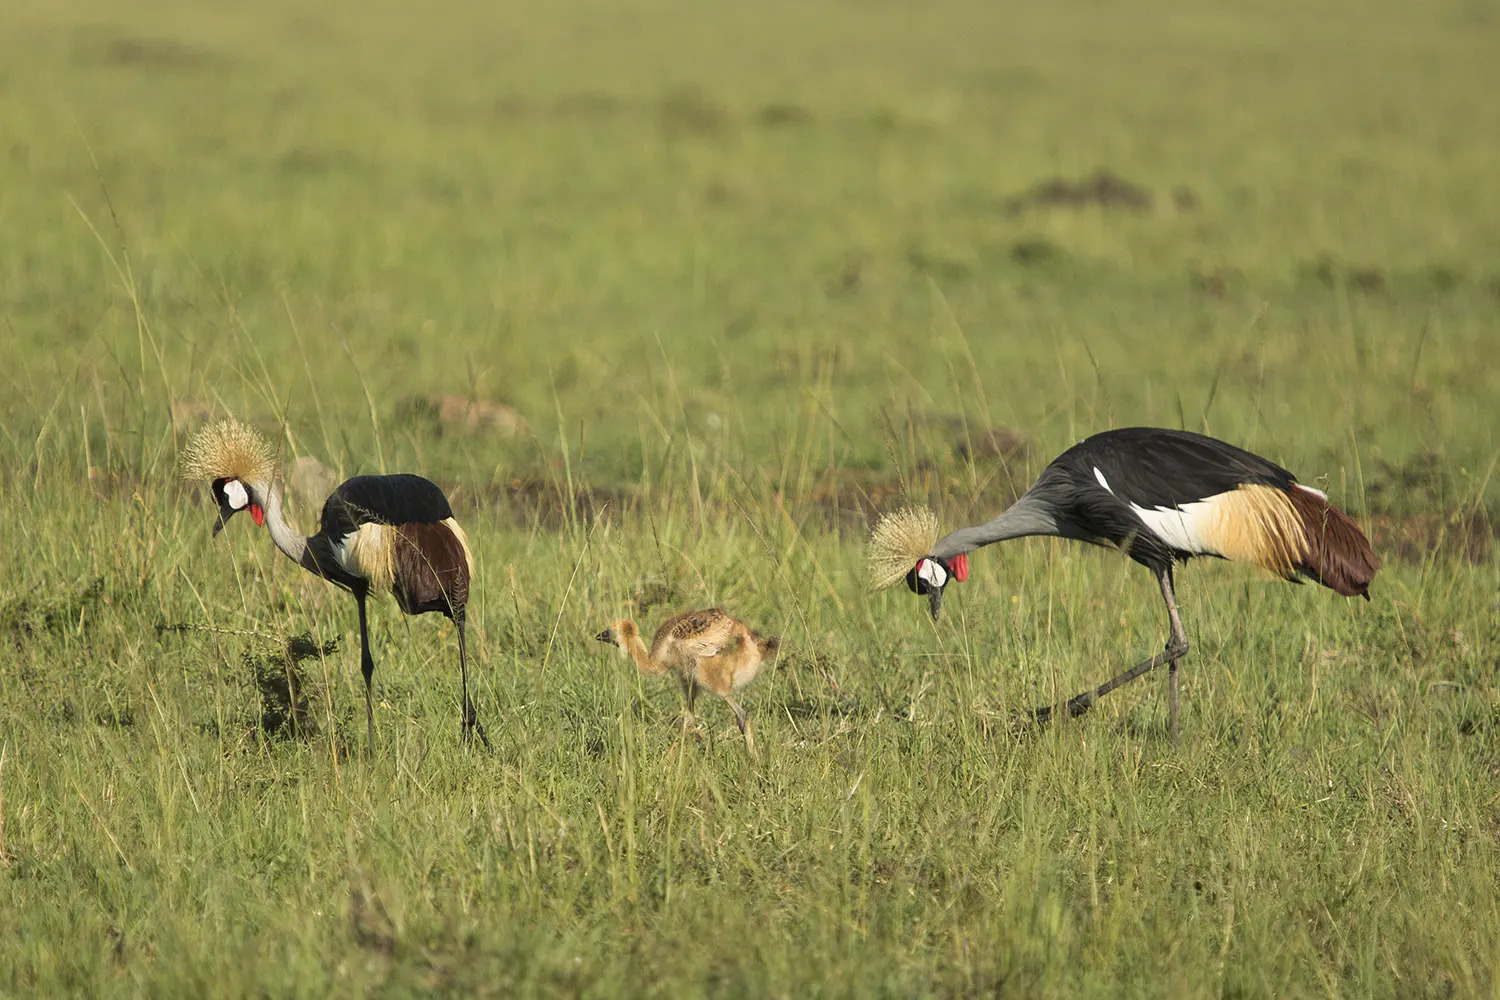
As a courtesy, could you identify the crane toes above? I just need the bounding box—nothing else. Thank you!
[461,714,492,751]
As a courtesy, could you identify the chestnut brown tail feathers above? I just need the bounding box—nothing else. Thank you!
[1286,488,1379,599]
[390,520,471,617]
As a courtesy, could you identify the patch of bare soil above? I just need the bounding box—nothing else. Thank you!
[1305,255,1385,293]
[395,395,530,439]
[244,633,335,740]
[1,577,105,648]
[755,102,814,127]
[170,399,215,431]
[1358,449,1497,564]
[1367,511,1496,565]
[156,625,336,741]
[803,471,909,530]
[449,478,630,531]
[93,36,224,70]
[658,89,730,135]
[289,455,338,517]
[951,426,1030,464]
[799,420,1031,530]
[1004,171,1162,214]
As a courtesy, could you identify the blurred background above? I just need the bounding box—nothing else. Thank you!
[5,0,1498,514]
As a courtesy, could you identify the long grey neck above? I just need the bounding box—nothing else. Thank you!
[930,492,1060,559]
[250,478,309,568]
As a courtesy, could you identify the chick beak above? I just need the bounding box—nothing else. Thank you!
[594,629,613,644]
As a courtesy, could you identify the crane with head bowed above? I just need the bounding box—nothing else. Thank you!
[183,419,489,748]
[869,427,1379,737]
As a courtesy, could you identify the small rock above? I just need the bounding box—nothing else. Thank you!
[171,399,214,430]
[433,395,530,438]
[290,455,337,514]
[956,426,1030,462]
[1004,171,1153,214]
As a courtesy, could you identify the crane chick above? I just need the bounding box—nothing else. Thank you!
[595,608,780,757]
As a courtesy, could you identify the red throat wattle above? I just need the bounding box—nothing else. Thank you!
[250,503,265,527]
[951,553,969,582]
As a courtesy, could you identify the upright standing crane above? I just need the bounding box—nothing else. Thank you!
[870,427,1379,736]
[184,419,489,748]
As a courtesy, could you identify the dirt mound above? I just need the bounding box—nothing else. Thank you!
[1004,171,1160,214]
[395,395,530,438]
[450,478,629,531]
[1368,512,1496,565]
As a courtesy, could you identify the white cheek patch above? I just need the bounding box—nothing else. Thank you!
[917,559,947,589]
[223,479,249,510]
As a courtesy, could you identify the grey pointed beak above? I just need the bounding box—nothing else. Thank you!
[594,629,612,644]
[212,508,231,537]
[907,558,948,621]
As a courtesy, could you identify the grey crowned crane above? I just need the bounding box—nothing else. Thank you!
[869,427,1379,736]
[183,420,489,748]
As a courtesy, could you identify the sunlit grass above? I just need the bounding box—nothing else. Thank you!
[1,0,1498,995]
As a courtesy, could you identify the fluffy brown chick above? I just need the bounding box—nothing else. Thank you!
[595,607,780,757]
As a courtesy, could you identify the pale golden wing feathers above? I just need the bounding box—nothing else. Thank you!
[650,608,737,661]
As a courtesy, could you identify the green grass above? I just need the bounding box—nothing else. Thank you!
[2,0,1499,995]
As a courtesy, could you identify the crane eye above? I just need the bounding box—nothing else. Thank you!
[222,479,249,510]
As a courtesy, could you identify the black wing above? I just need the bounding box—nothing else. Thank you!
[1059,427,1296,509]
[319,474,454,538]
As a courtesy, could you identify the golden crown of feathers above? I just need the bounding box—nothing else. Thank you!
[181,419,275,485]
[866,505,940,590]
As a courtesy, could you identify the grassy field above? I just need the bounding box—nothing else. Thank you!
[3,0,1499,995]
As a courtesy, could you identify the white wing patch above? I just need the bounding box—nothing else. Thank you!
[1295,483,1327,500]
[334,532,359,574]
[1128,497,1223,555]
[1093,467,1112,493]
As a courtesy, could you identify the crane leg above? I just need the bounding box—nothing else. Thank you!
[724,695,757,759]
[1032,566,1191,733]
[1163,568,1187,740]
[356,587,377,750]
[679,675,699,737]
[456,612,491,750]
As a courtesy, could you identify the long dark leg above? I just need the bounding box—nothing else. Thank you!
[1033,566,1191,729]
[724,695,757,759]
[679,675,698,735]
[355,585,377,749]
[1164,570,1186,739]
[456,611,491,750]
